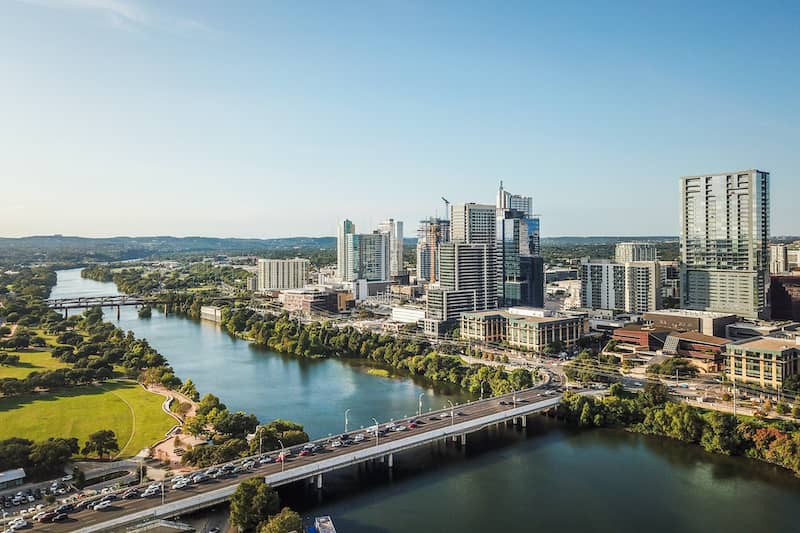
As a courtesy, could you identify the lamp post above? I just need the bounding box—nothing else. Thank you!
[371,417,380,447]
[447,400,455,426]
[278,439,286,472]
[418,393,425,417]
[344,409,351,434]
[512,388,517,408]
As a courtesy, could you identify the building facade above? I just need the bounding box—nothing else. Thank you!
[343,232,391,282]
[770,275,800,321]
[679,170,770,319]
[416,217,450,283]
[257,258,309,291]
[770,244,789,274]
[615,242,658,263]
[579,260,661,313]
[460,308,586,352]
[336,219,356,280]
[726,337,800,389]
[450,203,496,245]
[643,309,737,338]
[378,218,405,277]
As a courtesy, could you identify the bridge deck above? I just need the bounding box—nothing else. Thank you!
[29,386,565,533]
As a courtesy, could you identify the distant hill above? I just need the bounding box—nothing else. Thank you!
[541,236,679,245]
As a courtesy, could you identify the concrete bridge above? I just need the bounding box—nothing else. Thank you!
[30,385,570,533]
[45,295,251,318]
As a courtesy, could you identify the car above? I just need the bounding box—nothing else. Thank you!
[55,503,74,514]
[172,480,189,490]
[428,416,439,421]
[242,461,255,470]
[209,529,221,533]
[93,500,112,511]
[299,449,311,457]
[259,456,273,464]
[100,494,118,503]
[392,425,407,432]
[25,495,34,503]
[140,489,160,498]
[61,474,73,482]
[122,489,140,500]
[408,422,417,429]
[52,513,69,522]
[191,474,209,484]
[9,519,28,530]
[456,411,465,416]
[330,440,342,448]
[32,512,47,522]
[275,454,288,462]
[353,433,365,442]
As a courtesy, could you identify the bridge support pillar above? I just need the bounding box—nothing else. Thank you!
[64,308,68,318]
[387,453,393,468]
[379,455,384,464]
[164,303,169,315]
[460,434,466,447]
[315,474,323,490]
[521,416,527,428]
[116,305,121,321]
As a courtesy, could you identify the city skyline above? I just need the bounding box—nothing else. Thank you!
[2,1,799,238]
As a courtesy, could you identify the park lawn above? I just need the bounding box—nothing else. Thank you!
[0,349,70,379]
[0,381,174,458]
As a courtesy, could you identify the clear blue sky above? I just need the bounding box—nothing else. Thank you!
[2,0,798,238]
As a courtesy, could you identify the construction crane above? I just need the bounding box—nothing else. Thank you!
[441,197,450,220]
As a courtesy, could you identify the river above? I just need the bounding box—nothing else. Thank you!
[51,269,800,532]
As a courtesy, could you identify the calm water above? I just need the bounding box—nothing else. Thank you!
[51,269,800,532]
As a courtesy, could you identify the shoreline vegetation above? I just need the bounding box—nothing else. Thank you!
[83,263,800,478]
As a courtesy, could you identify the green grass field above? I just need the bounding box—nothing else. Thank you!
[0,381,175,457]
[0,349,70,379]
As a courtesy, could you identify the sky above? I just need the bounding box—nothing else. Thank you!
[1,0,798,239]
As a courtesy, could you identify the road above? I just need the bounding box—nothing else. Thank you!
[27,384,564,532]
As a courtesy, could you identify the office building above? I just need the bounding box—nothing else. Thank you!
[416,217,450,283]
[615,242,658,263]
[342,232,391,282]
[282,288,339,315]
[580,260,661,313]
[378,218,405,277]
[680,170,770,319]
[450,203,496,245]
[789,248,800,270]
[257,258,309,291]
[425,242,497,333]
[770,244,789,274]
[336,219,356,280]
[496,181,533,217]
[643,309,737,338]
[726,336,800,389]
[460,307,587,353]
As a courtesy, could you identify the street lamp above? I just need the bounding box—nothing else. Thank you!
[447,400,455,426]
[418,393,425,417]
[371,417,380,447]
[344,409,351,434]
[512,388,517,408]
[278,439,286,472]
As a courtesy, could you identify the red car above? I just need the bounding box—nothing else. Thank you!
[299,449,311,457]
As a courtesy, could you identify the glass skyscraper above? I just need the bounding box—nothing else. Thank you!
[679,170,770,319]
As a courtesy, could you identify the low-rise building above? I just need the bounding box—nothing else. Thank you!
[726,336,800,389]
[282,288,338,316]
[199,305,222,323]
[643,309,737,338]
[663,331,729,373]
[725,321,800,341]
[390,306,426,324]
[0,468,25,490]
[460,307,587,353]
[611,325,671,351]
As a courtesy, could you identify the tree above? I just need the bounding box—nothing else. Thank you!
[776,402,790,415]
[82,430,119,459]
[260,507,303,533]
[230,478,281,532]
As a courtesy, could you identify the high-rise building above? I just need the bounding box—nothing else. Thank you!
[450,203,496,245]
[496,209,543,307]
[580,259,661,313]
[426,242,497,325]
[679,170,770,319]
[770,244,789,274]
[257,258,310,291]
[378,218,404,277]
[496,181,533,217]
[615,242,658,263]
[343,231,390,282]
[336,219,356,280]
[416,217,450,282]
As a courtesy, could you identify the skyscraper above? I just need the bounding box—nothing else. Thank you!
[343,231,390,282]
[336,219,355,280]
[679,170,770,319]
[257,258,310,291]
[416,217,450,282]
[378,218,405,277]
[450,203,496,245]
[496,180,533,217]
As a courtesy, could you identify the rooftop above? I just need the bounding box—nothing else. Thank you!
[733,337,800,352]
[645,309,736,319]
[672,331,730,345]
[0,468,26,483]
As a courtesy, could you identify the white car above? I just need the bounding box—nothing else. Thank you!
[10,519,28,530]
[172,480,189,490]
[93,500,112,511]
[259,456,273,464]
[32,512,47,522]
[353,433,365,442]
[392,425,408,432]
[331,440,342,448]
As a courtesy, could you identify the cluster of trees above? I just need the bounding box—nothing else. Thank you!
[230,478,302,533]
[82,263,251,295]
[0,437,78,480]
[0,353,20,366]
[0,267,57,300]
[647,357,699,377]
[181,394,309,467]
[562,350,620,384]
[557,383,800,475]
[219,307,536,396]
